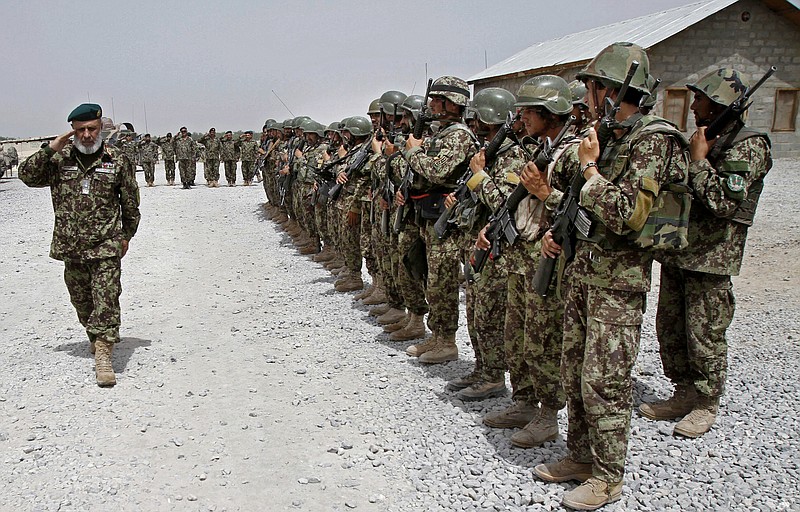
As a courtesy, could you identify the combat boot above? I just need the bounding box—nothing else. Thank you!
[299,242,319,255]
[561,477,622,510]
[456,380,507,401]
[673,395,719,438]
[353,283,375,301]
[377,308,406,326]
[389,313,426,341]
[639,384,698,420]
[313,247,336,263]
[330,265,349,277]
[418,333,458,364]
[406,334,438,357]
[533,456,593,483]
[510,406,560,447]
[483,402,539,429]
[368,303,392,317]
[334,273,364,293]
[383,314,410,333]
[362,286,387,306]
[94,340,116,387]
[446,370,481,391]
[323,257,343,270]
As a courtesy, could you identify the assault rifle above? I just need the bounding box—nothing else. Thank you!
[705,65,776,164]
[470,115,576,275]
[412,79,434,140]
[392,160,414,234]
[531,61,640,296]
[433,111,519,240]
[328,139,372,201]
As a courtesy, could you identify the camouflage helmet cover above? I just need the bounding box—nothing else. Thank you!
[687,67,749,106]
[429,75,471,107]
[367,98,381,115]
[515,75,573,115]
[343,115,373,137]
[379,90,408,116]
[576,41,651,95]
[568,80,588,106]
[472,87,516,125]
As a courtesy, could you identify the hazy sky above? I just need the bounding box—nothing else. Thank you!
[3,0,699,138]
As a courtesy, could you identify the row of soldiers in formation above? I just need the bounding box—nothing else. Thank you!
[114,128,264,189]
[258,42,770,511]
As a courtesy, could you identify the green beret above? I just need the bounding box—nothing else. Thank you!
[67,103,103,122]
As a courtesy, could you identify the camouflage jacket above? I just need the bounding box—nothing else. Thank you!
[118,140,138,164]
[406,120,477,193]
[294,142,329,186]
[238,140,260,162]
[267,139,284,174]
[338,140,372,214]
[18,145,141,261]
[174,135,197,161]
[198,135,221,160]
[139,141,159,163]
[220,138,238,161]
[156,137,175,160]
[658,127,771,276]
[568,115,688,292]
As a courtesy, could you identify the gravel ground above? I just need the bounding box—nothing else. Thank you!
[0,159,798,512]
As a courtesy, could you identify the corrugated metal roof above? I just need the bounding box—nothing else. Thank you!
[468,0,739,83]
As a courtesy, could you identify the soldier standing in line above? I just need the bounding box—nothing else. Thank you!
[532,43,689,510]
[18,103,141,387]
[199,127,222,187]
[156,132,176,185]
[639,68,772,438]
[174,126,197,189]
[138,133,159,187]
[239,131,260,186]
[220,130,239,186]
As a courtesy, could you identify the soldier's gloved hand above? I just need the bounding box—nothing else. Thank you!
[347,210,360,227]
[541,230,562,259]
[690,126,713,162]
[520,161,551,201]
[444,192,457,209]
[50,130,77,153]
[475,224,490,250]
[469,149,486,175]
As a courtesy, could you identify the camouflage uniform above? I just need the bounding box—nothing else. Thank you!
[139,140,159,185]
[294,139,329,246]
[174,134,197,186]
[220,136,239,185]
[198,133,221,183]
[239,139,260,184]
[18,144,141,344]
[338,140,372,276]
[156,136,176,183]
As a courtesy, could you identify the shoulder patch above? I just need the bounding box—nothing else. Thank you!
[726,173,745,193]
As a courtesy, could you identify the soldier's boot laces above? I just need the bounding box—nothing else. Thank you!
[406,333,438,357]
[510,406,559,447]
[383,314,410,333]
[483,402,539,429]
[674,396,719,438]
[377,308,406,326]
[389,313,426,341]
[456,379,507,401]
[418,333,458,364]
[639,384,698,420]
[94,340,116,388]
[561,477,622,511]
[533,456,593,483]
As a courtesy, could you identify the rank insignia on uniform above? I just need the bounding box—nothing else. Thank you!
[726,173,745,193]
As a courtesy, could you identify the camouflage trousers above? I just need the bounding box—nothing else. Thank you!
[224,161,238,184]
[503,239,566,408]
[241,161,256,182]
[295,184,318,242]
[63,257,122,344]
[562,280,644,484]
[656,265,734,399]
[178,159,195,185]
[142,161,155,184]
[360,202,379,277]
[420,220,461,335]
[204,159,220,182]
[465,240,508,382]
[339,204,362,274]
[164,159,176,182]
[314,199,330,247]
[395,216,428,316]
[373,202,405,308]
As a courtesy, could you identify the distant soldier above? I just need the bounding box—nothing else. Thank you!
[238,131,260,186]
[199,127,221,187]
[220,130,239,186]
[138,134,159,187]
[174,126,197,189]
[640,68,773,438]
[156,133,176,185]
[18,103,141,387]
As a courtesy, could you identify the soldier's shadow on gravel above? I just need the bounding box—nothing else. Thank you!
[54,336,152,374]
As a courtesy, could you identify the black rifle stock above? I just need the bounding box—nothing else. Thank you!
[328,139,372,201]
[412,79,433,140]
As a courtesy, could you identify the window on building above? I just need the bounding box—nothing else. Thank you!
[664,89,690,131]
[773,89,799,132]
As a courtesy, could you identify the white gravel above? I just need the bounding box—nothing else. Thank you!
[0,160,798,512]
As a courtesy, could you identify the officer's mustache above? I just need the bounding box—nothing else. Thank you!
[73,135,103,155]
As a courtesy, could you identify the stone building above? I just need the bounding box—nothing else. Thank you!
[468,0,800,157]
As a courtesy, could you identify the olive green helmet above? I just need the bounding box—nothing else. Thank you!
[568,80,588,107]
[379,90,407,116]
[399,95,424,120]
[282,118,293,128]
[515,75,573,115]
[325,122,340,134]
[576,41,651,95]
[687,67,748,106]
[291,116,310,129]
[472,87,516,125]
[367,98,381,115]
[274,121,284,130]
[299,118,325,136]
[429,75,471,107]
[343,116,372,137]
[264,118,276,127]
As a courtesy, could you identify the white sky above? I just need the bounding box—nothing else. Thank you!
[2,0,699,138]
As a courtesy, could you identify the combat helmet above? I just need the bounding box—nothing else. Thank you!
[687,67,748,106]
[429,76,471,107]
[300,118,326,136]
[264,118,277,128]
[291,116,311,130]
[379,91,407,116]
[367,98,381,115]
[515,75,573,115]
[568,80,588,107]
[399,95,424,120]
[325,122,340,134]
[343,116,372,138]
[575,42,651,95]
[472,87,516,125]
[282,118,293,129]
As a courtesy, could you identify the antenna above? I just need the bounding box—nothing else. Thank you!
[425,63,428,83]
[111,97,116,122]
[484,49,488,69]
[271,90,295,117]
[410,81,417,96]
[144,102,148,134]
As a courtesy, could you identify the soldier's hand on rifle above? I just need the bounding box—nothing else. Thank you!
[371,133,383,154]
[50,130,77,153]
[578,128,601,179]
[520,161,551,201]
[336,171,348,185]
[444,192,458,209]
[258,148,266,155]
[469,149,486,175]
[337,145,347,158]
[347,210,360,227]
[689,126,713,162]
[322,151,331,162]
[541,230,562,259]
[279,165,289,175]
[395,190,406,206]
[385,143,397,156]
[294,148,303,159]
[476,224,491,250]
[313,182,319,191]
[405,134,422,150]
[121,239,129,258]
[379,197,389,210]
